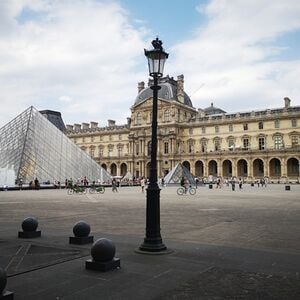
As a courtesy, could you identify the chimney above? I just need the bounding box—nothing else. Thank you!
[82,122,89,130]
[90,121,98,129]
[177,75,184,104]
[108,119,115,126]
[66,124,74,130]
[74,123,81,131]
[138,81,145,93]
[284,97,291,108]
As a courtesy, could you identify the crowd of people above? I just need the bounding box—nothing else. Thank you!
[10,175,272,193]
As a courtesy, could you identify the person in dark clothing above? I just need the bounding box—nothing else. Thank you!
[34,178,40,190]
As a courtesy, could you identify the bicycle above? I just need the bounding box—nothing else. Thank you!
[67,186,87,195]
[89,186,105,194]
[177,186,196,195]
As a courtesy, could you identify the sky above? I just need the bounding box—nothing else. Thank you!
[0,0,300,128]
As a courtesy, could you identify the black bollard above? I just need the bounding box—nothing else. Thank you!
[18,217,41,238]
[69,221,94,244]
[86,238,120,272]
[285,185,291,191]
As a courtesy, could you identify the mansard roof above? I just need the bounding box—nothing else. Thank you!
[204,103,226,115]
[134,76,193,108]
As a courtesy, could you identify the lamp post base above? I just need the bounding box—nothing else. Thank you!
[139,238,167,253]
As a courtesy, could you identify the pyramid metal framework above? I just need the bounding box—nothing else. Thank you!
[0,106,111,185]
[163,163,196,185]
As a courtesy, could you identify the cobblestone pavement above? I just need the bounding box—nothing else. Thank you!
[0,184,299,299]
[157,267,300,300]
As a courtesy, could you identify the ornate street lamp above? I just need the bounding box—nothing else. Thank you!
[138,38,169,253]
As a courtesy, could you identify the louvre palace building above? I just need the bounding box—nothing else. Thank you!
[66,75,300,182]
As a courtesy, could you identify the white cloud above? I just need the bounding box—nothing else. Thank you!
[0,0,148,127]
[1,0,300,128]
[170,0,300,112]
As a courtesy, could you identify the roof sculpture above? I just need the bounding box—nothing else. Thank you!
[0,106,111,185]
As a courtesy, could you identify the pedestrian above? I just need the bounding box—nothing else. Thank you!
[112,178,118,192]
[216,178,221,188]
[83,176,88,186]
[140,177,145,193]
[239,178,243,189]
[18,178,23,190]
[231,179,235,191]
[195,177,199,188]
[34,178,40,190]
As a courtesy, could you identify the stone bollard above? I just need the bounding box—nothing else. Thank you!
[69,221,94,245]
[86,238,120,272]
[18,217,41,238]
[0,268,14,299]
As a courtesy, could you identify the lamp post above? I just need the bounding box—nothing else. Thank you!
[138,38,169,253]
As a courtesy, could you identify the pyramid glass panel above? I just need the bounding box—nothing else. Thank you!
[164,163,196,185]
[0,106,111,185]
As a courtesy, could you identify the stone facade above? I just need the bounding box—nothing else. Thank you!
[66,75,300,182]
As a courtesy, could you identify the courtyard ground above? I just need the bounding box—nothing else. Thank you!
[0,184,299,299]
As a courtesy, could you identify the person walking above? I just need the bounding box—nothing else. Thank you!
[18,178,23,190]
[34,178,40,190]
[231,179,236,191]
[140,177,146,193]
[112,178,118,192]
[238,178,243,189]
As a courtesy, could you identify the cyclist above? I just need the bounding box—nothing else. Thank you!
[180,177,189,194]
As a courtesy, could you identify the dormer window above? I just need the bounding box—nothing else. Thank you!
[136,113,142,125]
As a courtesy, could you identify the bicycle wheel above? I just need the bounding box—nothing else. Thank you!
[89,188,96,194]
[189,187,196,195]
[177,187,184,195]
[98,187,105,194]
[67,189,73,195]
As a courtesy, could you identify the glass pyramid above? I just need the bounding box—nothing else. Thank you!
[164,163,196,186]
[0,106,111,185]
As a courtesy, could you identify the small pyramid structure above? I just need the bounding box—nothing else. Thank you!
[164,163,196,185]
[0,106,111,185]
[121,171,133,181]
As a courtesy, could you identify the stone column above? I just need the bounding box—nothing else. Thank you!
[204,160,208,177]
[190,161,195,176]
[281,158,287,178]
[218,159,222,177]
[232,159,237,178]
[248,159,253,178]
[264,159,269,177]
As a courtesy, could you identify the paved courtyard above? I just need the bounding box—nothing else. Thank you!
[0,184,300,299]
